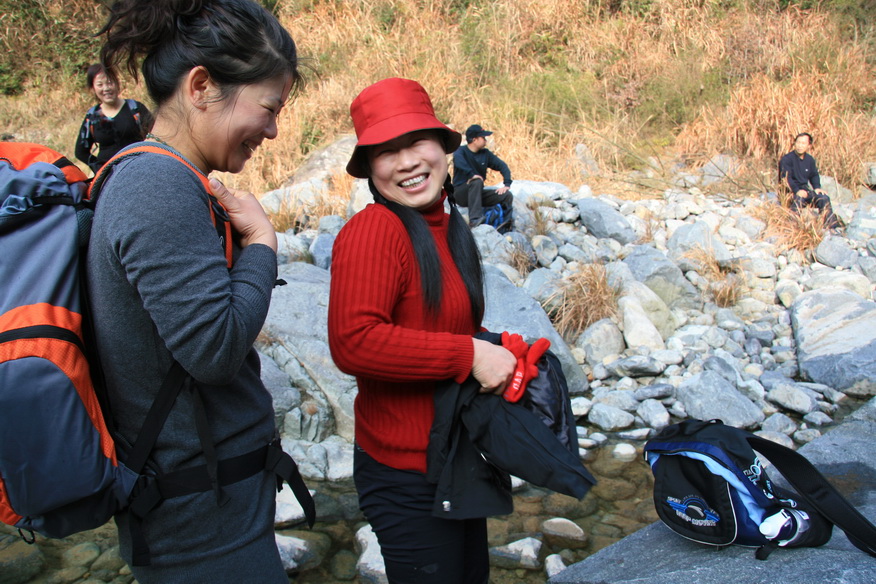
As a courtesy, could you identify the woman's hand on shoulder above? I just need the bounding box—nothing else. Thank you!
[471,338,517,396]
[209,178,277,252]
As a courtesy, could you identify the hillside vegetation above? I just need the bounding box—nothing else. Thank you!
[1,0,874,197]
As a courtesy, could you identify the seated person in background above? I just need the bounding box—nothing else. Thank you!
[778,132,840,231]
[452,124,513,230]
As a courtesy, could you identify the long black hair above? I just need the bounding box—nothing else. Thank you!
[98,0,303,107]
[368,176,485,329]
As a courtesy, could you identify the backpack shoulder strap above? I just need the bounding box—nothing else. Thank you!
[88,144,233,268]
[84,105,101,141]
[125,99,142,130]
[748,435,876,557]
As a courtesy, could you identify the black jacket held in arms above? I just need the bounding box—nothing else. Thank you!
[426,332,596,520]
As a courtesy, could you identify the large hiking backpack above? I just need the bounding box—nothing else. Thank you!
[644,418,876,559]
[0,142,314,565]
[0,143,128,539]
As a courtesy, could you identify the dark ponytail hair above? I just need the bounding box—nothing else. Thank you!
[98,0,302,107]
[368,176,485,329]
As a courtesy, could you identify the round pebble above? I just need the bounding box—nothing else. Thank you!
[611,443,638,462]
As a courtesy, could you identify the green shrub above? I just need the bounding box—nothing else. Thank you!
[640,53,729,129]
[0,0,102,89]
[779,0,876,28]
[0,63,25,96]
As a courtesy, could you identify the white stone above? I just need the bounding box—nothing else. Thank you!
[274,483,313,527]
[611,443,638,462]
[545,554,568,579]
[356,525,387,584]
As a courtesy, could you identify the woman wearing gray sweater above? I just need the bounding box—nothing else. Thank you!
[86,1,303,581]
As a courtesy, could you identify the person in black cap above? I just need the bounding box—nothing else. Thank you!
[452,124,513,230]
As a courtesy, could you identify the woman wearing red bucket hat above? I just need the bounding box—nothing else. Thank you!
[328,78,518,583]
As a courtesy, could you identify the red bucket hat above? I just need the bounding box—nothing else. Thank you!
[346,78,461,178]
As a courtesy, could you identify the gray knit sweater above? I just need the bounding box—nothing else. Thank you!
[86,146,284,580]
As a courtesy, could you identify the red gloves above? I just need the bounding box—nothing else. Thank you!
[500,332,551,403]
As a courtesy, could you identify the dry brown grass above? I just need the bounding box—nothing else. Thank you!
[266,198,306,234]
[682,245,747,308]
[526,199,552,236]
[267,190,349,234]
[676,8,876,192]
[752,197,827,257]
[507,243,537,277]
[3,1,874,201]
[542,263,619,342]
[635,208,656,244]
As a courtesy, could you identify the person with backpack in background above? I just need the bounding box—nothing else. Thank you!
[778,131,841,232]
[87,1,305,581]
[328,78,519,584]
[452,124,514,231]
[74,63,152,174]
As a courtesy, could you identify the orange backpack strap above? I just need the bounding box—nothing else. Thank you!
[88,144,233,268]
[0,142,88,185]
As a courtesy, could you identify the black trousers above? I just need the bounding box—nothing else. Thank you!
[790,190,840,230]
[455,178,513,227]
[353,446,489,584]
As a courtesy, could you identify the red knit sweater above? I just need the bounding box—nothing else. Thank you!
[328,195,476,473]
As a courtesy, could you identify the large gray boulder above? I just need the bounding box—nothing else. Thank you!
[259,351,303,432]
[262,262,357,441]
[260,179,329,215]
[619,279,678,340]
[576,318,625,368]
[572,197,637,245]
[260,135,358,215]
[804,269,872,299]
[472,223,516,266]
[814,237,858,270]
[482,266,589,394]
[0,535,45,584]
[667,220,732,271]
[623,245,702,310]
[508,179,573,205]
[676,370,764,429]
[846,194,876,241]
[820,175,856,204]
[791,289,876,396]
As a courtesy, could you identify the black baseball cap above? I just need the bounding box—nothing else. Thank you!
[465,124,493,142]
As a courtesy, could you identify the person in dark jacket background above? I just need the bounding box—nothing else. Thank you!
[452,124,513,229]
[778,132,840,231]
[74,63,152,174]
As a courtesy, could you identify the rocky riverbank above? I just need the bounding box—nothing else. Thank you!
[550,396,876,584]
[5,141,876,583]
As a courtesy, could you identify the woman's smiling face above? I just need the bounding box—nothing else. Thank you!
[92,72,119,106]
[198,75,292,174]
[366,130,448,209]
